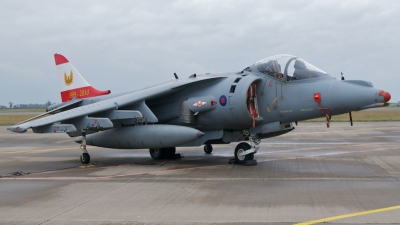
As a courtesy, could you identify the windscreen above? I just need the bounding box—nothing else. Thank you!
[254,54,327,81]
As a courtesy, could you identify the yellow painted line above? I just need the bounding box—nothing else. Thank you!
[0,147,78,154]
[294,205,400,225]
[79,164,96,168]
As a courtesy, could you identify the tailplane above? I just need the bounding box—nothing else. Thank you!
[54,53,111,102]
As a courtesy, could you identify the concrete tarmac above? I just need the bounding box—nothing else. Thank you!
[0,122,400,225]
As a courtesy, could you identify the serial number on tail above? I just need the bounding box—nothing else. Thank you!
[68,89,90,99]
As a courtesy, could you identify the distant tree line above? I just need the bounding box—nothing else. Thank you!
[0,101,53,109]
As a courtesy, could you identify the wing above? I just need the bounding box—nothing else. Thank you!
[14,99,83,125]
[7,76,225,133]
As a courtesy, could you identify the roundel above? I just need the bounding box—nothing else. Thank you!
[219,95,227,106]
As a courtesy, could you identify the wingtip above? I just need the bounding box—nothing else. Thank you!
[54,53,69,65]
[7,126,27,133]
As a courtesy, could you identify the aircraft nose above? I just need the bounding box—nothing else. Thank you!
[379,90,391,102]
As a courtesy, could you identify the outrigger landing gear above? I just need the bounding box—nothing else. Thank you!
[233,130,260,165]
[80,130,90,164]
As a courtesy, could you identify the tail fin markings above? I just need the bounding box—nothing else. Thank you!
[54,53,111,102]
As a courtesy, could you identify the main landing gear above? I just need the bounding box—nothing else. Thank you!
[204,143,213,154]
[80,130,90,164]
[233,130,260,165]
[149,147,180,159]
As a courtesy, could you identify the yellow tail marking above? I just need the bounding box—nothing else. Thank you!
[64,71,73,86]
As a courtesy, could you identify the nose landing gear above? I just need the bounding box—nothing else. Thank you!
[235,142,253,162]
[233,130,259,165]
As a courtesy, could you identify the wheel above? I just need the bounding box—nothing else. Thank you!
[234,142,254,164]
[204,144,213,154]
[149,148,166,159]
[166,147,176,158]
[80,153,90,164]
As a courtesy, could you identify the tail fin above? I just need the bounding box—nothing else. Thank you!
[54,53,111,102]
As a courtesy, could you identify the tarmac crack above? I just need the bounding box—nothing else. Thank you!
[38,161,170,225]
[365,155,400,183]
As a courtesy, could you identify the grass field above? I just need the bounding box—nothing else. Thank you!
[0,108,46,113]
[0,115,40,125]
[0,109,399,126]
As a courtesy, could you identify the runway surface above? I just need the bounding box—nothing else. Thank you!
[0,122,399,224]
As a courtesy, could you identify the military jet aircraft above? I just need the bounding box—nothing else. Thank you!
[8,54,391,165]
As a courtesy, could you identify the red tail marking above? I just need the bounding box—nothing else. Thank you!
[60,86,111,102]
[54,53,69,65]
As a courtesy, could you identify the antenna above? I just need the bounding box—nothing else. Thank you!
[174,73,179,79]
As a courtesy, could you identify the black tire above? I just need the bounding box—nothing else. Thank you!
[149,148,166,159]
[234,142,254,164]
[204,144,213,154]
[166,147,176,158]
[80,153,90,164]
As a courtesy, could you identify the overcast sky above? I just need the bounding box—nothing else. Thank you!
[1,0,399,106]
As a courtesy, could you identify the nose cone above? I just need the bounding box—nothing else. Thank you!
[328,81,389,112]
[379,90,391,102]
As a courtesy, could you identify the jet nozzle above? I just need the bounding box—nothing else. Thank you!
[379,90,391,102]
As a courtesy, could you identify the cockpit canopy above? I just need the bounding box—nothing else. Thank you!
[249,54,327,81]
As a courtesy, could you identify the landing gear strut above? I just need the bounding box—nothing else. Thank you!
[80,130,90,164]
[204,143,213,154]
[233,130,260,165]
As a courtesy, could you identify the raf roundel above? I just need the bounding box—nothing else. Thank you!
[219,95,227,106]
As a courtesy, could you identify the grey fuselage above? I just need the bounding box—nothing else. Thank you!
[71,69,384,144]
